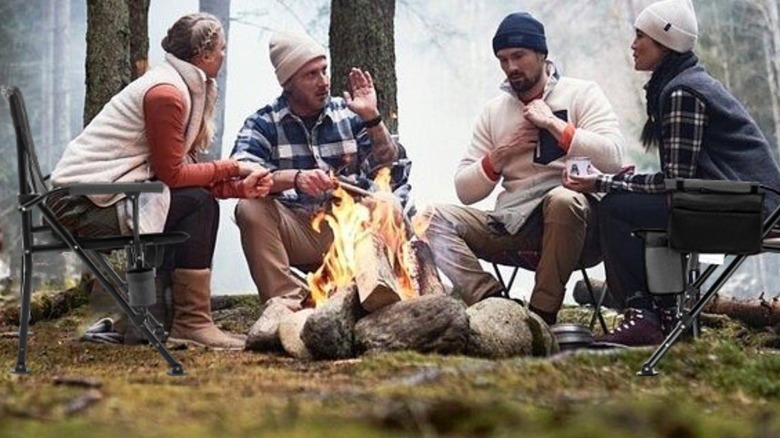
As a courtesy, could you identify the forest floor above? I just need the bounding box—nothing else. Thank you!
[1,290,780,438]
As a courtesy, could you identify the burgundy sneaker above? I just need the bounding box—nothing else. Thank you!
[595,308,664,347]
[658,307,679,335]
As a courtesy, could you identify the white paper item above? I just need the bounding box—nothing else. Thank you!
[699,253,725,265]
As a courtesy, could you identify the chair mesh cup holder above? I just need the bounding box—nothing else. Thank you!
[126,267,156,307]
[635,230,686,295]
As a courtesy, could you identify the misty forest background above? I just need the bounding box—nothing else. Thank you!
[1,0,779,300]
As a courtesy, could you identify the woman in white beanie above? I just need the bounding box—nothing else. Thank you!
[565,0,780,346]
[49,13,274,350]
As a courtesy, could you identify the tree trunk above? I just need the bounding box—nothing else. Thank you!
[41,1,54,172]
[329,0,398,133]
[53,0,71,158]
[84,0,130,125]
[756,0,780,154]
[199,0,231,161]
[128,0,150,80]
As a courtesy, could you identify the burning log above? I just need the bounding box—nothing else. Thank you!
[410,240,445,296]
[355,234,404,312]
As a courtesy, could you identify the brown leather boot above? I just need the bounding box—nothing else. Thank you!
[168,268,245,350]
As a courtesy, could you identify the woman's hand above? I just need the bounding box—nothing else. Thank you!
[563,166,602,193]
[241,167,273,198]
[237,161,266,177]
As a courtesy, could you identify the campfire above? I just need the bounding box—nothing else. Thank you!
[306,168,439,311]
[244,168,558,361]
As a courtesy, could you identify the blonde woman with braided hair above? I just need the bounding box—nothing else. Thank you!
[50,12,271,350]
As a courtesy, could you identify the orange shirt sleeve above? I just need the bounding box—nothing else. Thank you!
[144,84,239,188]
[210,180,248,199]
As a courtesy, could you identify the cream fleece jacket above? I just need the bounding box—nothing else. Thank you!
[455,63,624,234]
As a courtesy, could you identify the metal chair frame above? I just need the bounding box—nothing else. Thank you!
[491,262,609,332]
[638,179,780,376]
[3,86,188,376]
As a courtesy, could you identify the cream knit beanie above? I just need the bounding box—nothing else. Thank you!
[269,32,327,86]
[635,0,698,53]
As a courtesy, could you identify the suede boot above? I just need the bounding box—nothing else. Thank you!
[168,268,244,350]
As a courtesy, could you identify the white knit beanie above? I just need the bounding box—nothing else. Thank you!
[635,0,698,53]
[269,32,327,86]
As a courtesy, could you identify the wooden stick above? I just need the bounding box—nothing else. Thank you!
[336,177,374,198]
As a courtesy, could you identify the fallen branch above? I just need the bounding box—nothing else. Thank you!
[53,376,103,388]
[703,293,780,329]
[0,283,88,326]
[63,389,103,416]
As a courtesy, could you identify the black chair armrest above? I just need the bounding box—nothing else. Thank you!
[67,182,165,196]
[664,178,758,194]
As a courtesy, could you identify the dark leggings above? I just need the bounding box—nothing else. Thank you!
[599,192,676,311]
[159,188,219,273]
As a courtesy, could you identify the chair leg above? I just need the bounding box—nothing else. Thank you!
[639,254,746,376]
[12,247,33,375]
[491,263,519,298]
[87,251,185,376]
[581,268,608,333]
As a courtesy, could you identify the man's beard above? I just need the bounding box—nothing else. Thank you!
[509,66,543,95]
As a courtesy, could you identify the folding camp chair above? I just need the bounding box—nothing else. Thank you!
[490,250,610,332]
[637,178,780,376]
[3,86,189,376]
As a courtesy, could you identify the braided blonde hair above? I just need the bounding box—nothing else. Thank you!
[161,12,223,152]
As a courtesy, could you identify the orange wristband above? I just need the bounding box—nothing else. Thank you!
[481,155,500,181]
[559,123,576,151]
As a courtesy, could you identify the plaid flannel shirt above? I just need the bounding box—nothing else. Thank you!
[230,95,376,210]
[597,88,707,193]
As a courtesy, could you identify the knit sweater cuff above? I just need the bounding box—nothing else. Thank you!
[481,155,501,182]
[559,123,576,151]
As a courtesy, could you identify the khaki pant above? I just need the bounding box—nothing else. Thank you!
[423,186,600,314]
[235,198,333,311]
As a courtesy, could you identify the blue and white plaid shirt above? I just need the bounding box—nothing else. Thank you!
[231,95,379,209]
[597,88,706,193]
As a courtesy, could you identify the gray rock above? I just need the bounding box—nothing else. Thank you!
[354,294,468,355]
[526,310,559,356]
[279,308,315,359]
[466,298,535,358]
[464,298,559,358]
[301,285,366,359]
[245,300,294,352]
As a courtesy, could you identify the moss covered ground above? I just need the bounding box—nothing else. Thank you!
[1,298,779,437]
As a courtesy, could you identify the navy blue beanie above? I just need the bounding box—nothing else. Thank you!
[492,12,547,55]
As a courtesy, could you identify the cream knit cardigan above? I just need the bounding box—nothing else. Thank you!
[455,63,624,234]
[51,54,211,233]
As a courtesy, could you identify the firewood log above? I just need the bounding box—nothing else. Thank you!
[354,235,403,312]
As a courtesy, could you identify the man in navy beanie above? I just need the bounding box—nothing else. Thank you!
[423,12,625,326]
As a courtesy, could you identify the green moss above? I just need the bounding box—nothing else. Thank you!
[1,300,780,436]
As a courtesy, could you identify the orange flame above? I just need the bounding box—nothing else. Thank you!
[307,168,418,306]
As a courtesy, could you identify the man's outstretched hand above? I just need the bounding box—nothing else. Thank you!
[343,68,379,121]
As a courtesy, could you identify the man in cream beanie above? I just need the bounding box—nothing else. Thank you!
[269,32,328,86]
[230,31,401,313]
[634,0,698,53]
